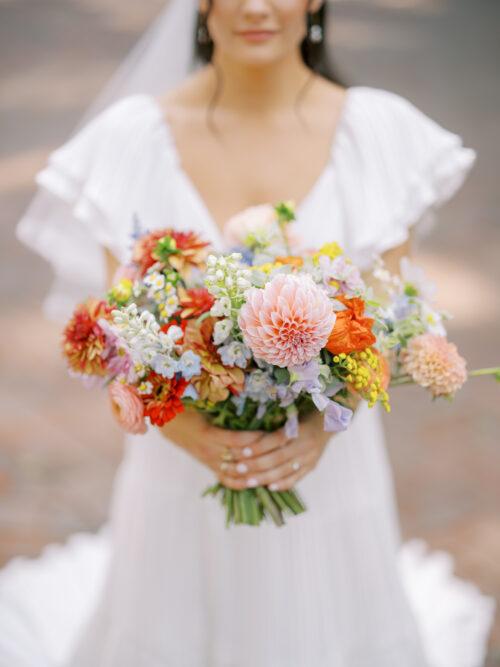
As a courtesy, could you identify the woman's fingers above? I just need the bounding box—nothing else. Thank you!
[209,427,265,460]
[209,427,288,464]
[220,439,305,478]
[218,450,316,490]
[267,467,308,491]
[224,427,290,461]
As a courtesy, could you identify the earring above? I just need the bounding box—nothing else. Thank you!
[197,12,211,45]
[308,22,323,44]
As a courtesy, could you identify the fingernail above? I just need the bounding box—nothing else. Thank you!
[236,462,248,474]
[269,483,279,491]
[242,447,253,458]
[246,477,258,488]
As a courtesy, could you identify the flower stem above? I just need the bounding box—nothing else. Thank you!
[389,375,414,386]
[255,487,284,527]
[468,366,500,378]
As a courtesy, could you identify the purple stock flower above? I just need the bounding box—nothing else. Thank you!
[285,406,299,439]
[289,359,322,394]
[324,400,353,432]
[319,255,364,296]
[98,318,136,382]
[311,393,329,411]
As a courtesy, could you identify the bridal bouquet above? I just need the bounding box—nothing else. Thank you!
[62,201,499,527]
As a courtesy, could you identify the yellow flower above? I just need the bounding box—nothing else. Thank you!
[110,278,133,303]
[251,262,283,274]
[312,242,344,265]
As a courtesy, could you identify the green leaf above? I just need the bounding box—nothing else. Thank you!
[274,367,290,385]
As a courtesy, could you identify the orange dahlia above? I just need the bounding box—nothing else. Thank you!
[141,371,188,426]
[62,299,113,376]
[183,317,244,403]
[326,295,376,355]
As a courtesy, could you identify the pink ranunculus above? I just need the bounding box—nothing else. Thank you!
[239,274,336,368]
[108,382,147,434]
[401,333,467,397]
[223,204,277,247]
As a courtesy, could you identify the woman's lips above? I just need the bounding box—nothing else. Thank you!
[235,30,278,43]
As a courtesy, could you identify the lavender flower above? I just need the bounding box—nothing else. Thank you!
[218,341,252,369]
[318,255,364,296]
[285,405,299,439]
[289,359,323,394]
[324,400,353,432]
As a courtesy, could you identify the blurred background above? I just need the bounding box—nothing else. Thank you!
[1,0,499,662]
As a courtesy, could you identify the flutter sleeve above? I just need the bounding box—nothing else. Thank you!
[344,88,477,271]
[16,97,139,321]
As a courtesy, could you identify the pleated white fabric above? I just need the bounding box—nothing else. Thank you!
[7,87,494,666]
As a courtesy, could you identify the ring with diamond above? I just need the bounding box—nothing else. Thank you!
[219,461,230,472]
[291,460,301,472]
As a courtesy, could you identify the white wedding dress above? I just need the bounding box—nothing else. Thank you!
[5,86,495,667]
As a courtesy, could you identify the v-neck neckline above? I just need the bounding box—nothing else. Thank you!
[144,88,355,248]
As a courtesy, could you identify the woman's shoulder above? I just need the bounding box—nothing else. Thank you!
[339,86,476,269]
[346,85,468,149]
[50,94,160,165]
[343,85,476,181]
[35,94,168,210]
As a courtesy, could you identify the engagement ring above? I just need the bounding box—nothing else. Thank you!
[291,460,301,472]
[221,447,233,463]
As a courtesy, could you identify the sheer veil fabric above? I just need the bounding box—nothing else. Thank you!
[5,1,496,666]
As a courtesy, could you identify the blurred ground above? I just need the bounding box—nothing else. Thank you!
[1,0,499,662]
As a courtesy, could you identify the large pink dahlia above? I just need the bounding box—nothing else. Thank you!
[239,273,335,368]
[401,333,467,397]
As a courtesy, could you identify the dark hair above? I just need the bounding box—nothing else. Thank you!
[194,2,343,86]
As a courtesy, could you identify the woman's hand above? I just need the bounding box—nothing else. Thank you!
[158,407,265,477]
[217,410,333,492]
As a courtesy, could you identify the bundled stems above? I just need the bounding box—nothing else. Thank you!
[202,481,306,527]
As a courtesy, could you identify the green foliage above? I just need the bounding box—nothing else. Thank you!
[274,201,296,223]
[403,283,419,297]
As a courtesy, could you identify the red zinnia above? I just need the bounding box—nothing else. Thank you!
[141,371,188,426]
[132,228,210,277]
[177,287,215,319]
[132,230,169,275]
[62,299,113,376]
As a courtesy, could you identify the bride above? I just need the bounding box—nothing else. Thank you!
[4,1,495,665]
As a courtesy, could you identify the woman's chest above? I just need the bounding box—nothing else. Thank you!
[159,105,344,234]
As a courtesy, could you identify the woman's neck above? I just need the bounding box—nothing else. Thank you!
[197,50,316,115]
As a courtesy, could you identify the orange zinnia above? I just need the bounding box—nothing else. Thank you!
[326,295,376,355]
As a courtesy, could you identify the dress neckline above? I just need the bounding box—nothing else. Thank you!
[143,88,356,247]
